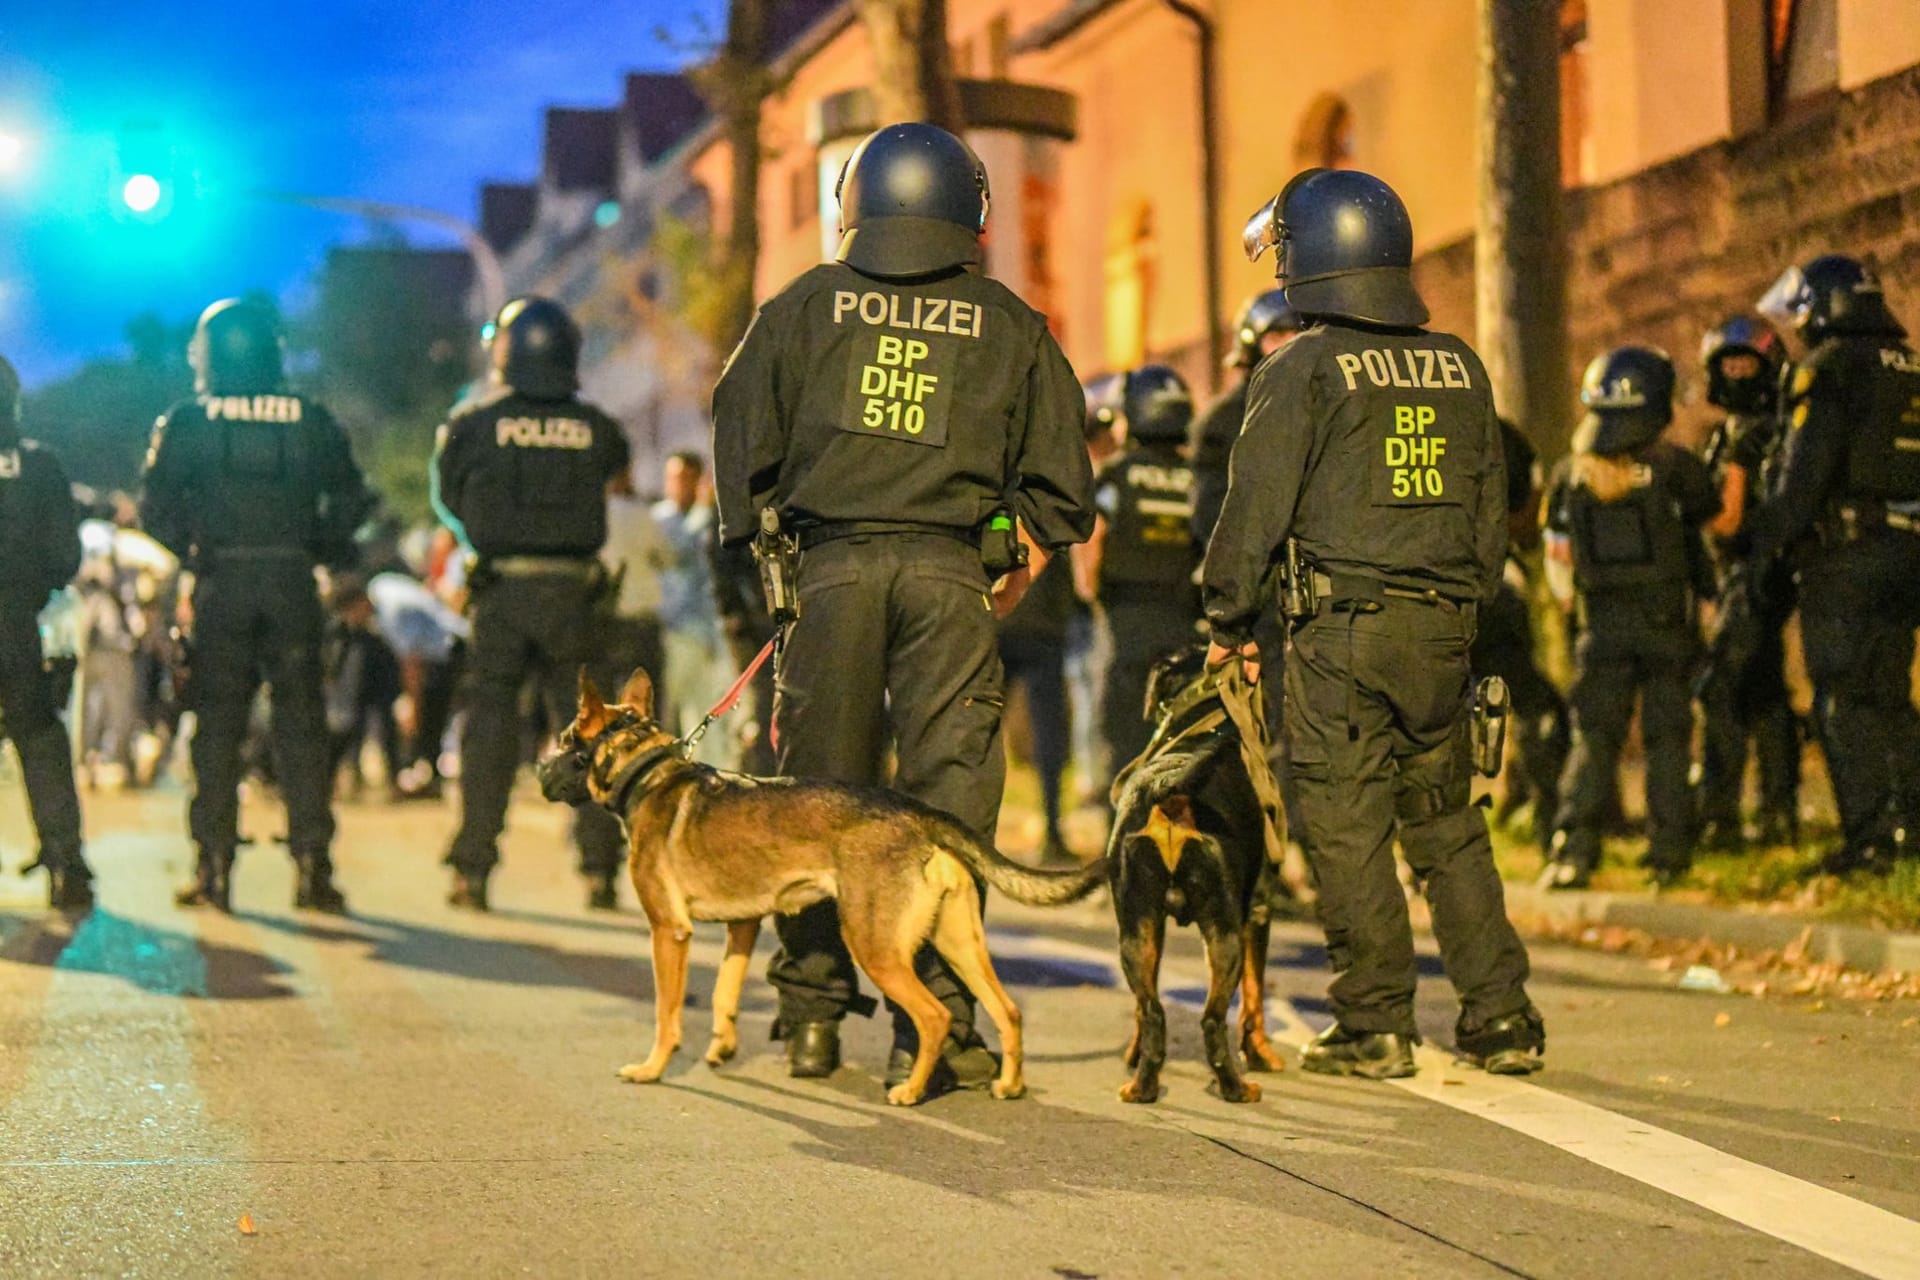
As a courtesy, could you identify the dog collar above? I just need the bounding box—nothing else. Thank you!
[601,741,687,816]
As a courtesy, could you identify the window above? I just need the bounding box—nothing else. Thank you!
[789,162,819,230]
[1103,202,1154,371]
[1560,0,1590,185]
[1767,0,1839,118]
[1292,94,1353,172]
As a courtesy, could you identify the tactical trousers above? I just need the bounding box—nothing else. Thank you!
[188,559,335,869]
[0,604,85,876]
[1097,598,1201,781]
[1797,537,1920,853]
[1284,597,1532,1037]
[768,533,1006,1043]
[1551,611,1698,870]
[999,631,1069,833]
[449,572,624,877]
[1696,617,1798,828]
[1470,581,1569,825]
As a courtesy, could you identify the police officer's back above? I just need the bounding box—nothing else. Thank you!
[1077,365,1201,778]
[1541,348,1719,889]
[1203,168,1542,1079]
[1751,255,1920,872]
[1695,316,1799,850]
[142,300,374,913]
[712,123,1094,1091]
[433,297,631,910]
[1191,290,1300,548]
[0,354,93,910]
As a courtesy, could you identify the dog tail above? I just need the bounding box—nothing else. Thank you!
[941,833,1108,907]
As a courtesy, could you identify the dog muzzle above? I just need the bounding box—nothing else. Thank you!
[537,747,594,805]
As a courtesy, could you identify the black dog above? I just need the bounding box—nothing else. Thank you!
[1108,647,1288,1104]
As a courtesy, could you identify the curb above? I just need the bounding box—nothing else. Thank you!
[1501,881,1920,976]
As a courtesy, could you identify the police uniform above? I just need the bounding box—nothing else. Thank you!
[1092,365,1201,778]
[1469,420,1568,838]
[1751,256,1920,872]
[1694,318,1798,850]
[1207,169,1541,1077]
[1191,289,1299,548]
[998,555,1075,861]
[142,300,375,913]
[0,355,92,910]
[712,123,1094,1086]
[1543,348,1721,888]
[433,297,632,910]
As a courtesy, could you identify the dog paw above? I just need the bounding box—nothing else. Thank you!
[1117,1079,1161,1104]
[886,1083,925,1107]
[990,1078,1027,1101]
[617,1061,666,1084]
[1242,1037,1288,1073]
[703,1038,738,1067]
[1216,1078,1262,1104]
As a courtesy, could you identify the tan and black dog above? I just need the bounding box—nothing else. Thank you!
[538,668,1108,1106]
[1106,647,1290,1105]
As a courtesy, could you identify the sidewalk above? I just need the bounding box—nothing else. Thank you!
[1501,879,1920,976]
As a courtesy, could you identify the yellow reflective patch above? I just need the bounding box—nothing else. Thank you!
[1791,364,1817,398]
[1791,401,1811,431]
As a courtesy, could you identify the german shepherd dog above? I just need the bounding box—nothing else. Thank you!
[1107,648,1289,1105]
[537,668,1108,1106]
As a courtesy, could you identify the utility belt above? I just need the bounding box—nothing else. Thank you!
[1818,498,1920,545]
[1279,540,1469,619]
[796,510,1028,578]
[196,545,312,574]
[467,553,603,597]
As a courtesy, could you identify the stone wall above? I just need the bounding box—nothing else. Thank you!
[1414,64,1920,455]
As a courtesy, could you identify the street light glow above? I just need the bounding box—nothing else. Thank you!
[122,172,163,213]
[0,131,23,176]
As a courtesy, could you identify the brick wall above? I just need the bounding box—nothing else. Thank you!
[1414,64,1920,453]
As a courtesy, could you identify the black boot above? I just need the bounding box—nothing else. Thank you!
[294,854,349,915]
[48,865,95,913]
[886,1030,998,1092]
[585,872,619,912]
[1300,1023,1418,1079]
[1456,1008,1546,1075]
[786,1021,841,1079]
[447,867,490,911]
[174,849,233,912]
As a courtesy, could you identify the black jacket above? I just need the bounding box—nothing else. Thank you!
[0,439,81,608]
[1201,321,1506,646]
[710,262,1094,550]
[1189,379,1247,548]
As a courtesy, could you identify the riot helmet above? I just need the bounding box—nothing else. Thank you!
[1228,289,1300,369]
[0,354,20,444]
[1084,374,1123,439]
[1242,168,1429,328]
[835,123,989,279]
[1573,346,1674,455]
[189,299,285,396]
[1700,315,1784,415]
[1757,254,1906,343]
[490,296,581,400]
[1121,365,1193,445]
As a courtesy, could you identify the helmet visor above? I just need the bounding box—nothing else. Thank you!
[1241,195,1286,267]
[1756,264,1809,332]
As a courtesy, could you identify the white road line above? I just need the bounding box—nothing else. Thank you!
[990,929,1920,1280]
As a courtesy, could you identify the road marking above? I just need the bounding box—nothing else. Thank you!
[989,928,1920,1280]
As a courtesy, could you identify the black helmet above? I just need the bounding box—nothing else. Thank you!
[189,299,285,396]
[1228,289,1300,369]
[835,123,989,279]
[1083,374,1123,438]
[490,296,581,399]
[1242,168,1428,328]
[1757,254,1906,342]
[1574,346,1674,455]
[1700,315,1785,415]
[1121,365,1193,444]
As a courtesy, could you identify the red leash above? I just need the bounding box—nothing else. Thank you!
[679,633,780,759]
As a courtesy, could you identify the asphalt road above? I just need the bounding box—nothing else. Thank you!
[2,784,1917,1279]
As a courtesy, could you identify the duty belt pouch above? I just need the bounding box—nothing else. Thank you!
[1471,676,1510,778]
[978,507,1026,578]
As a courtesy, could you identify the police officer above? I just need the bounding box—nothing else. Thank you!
[142,300,375,913]
[1750,256,1920,873]
[1075,364,1201,778]
[1542,348,1721,889]
[1472,419,1568,842]
[0,355,93,910]
[1192,289,1302,546]
[1695,316,1799,851]
[433,297,632,911]
[1205,169,1542,1078]
[712,123,1095,1091]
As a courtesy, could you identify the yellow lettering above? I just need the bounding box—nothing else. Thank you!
[860,365,887,396]
[1336,354,1363,391]
[877,335,906,365]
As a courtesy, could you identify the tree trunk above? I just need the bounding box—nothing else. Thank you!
[1476,0,1570,457]
[702,0,770,355]
[854,0,964,132]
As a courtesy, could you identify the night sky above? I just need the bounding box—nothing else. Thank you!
[0,0,723,387]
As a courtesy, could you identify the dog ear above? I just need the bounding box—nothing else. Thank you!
[578,668,609,737]
[617,667,656,718]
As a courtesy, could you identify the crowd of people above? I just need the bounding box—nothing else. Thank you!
[2,125,1916,1090]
